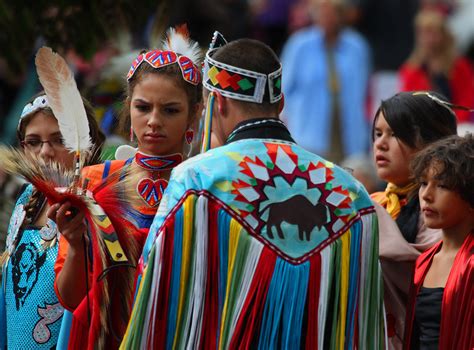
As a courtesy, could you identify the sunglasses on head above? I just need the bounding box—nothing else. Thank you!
[127,50,201,86]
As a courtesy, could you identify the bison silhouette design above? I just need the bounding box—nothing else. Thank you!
[11,242,47,310]
[261,194,329,241]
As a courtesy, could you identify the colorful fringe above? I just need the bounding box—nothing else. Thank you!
[200,93,214,153]
[121,192,384,349]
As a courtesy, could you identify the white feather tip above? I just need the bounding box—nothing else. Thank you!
[35,47,92,154]
[162,26,202,65]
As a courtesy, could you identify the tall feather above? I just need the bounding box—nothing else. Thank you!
[35,47,92,154]
[162,25,202,65]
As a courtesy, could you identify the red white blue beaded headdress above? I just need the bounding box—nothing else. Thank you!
[127,26,202,86]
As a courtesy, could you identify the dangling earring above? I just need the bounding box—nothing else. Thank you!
[130,126,134,143]
[185,128,194,145]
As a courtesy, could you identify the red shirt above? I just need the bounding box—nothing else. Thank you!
[399,57,474,123]
[404,233,474,349]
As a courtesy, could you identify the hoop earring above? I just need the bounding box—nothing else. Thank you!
[185,129,194,145]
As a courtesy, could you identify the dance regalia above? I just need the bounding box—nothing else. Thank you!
[404,233,474,350]
[54,156,176,349]
[1,185,65,349]
[122,119,385,349]
[372,186,441,349]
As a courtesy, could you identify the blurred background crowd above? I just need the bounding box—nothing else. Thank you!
[1,0,474,251]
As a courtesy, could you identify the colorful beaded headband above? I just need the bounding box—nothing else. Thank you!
[127,50,201,85]
[18,95,49,130]
[203,32,283,104]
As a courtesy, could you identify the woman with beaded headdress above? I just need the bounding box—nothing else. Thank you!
[52,26,203,348]
[0,92,104,349]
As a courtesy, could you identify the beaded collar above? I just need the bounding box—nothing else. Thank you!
[133,152,183,208]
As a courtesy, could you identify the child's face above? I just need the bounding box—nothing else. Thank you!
[130,73,192,156]
[419,166,474,233]
[373,112,416,186]
[22,111,75,169]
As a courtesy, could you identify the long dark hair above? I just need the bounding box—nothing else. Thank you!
[372,91,457,148]
[373,91,458,243]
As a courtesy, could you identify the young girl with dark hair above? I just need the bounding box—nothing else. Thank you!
[405,134,473,350]
[0,92,104,349]
[370,91,457,349]
[52,27,203,348]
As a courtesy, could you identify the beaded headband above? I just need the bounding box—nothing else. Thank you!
[18,95,49,130]
[127,50,201,85]
[203,31,282,104]
[127,26,202,86]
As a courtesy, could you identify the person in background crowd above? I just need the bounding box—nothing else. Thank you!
[281,0,371,163]
[399,8,474,123]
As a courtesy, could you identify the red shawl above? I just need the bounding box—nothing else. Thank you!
[404,233,474,350]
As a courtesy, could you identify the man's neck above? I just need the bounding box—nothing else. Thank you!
[225,115,279,139]
[224,116,293,144]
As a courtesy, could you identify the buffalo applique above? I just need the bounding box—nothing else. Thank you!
[262,195,329,241]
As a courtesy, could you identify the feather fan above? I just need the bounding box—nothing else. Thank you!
[0,146,88,211]
[0,146,140,346]
[35,47,92,155]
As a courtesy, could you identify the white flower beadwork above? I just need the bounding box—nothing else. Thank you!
[39,219,59,241]
[6,204,26,255]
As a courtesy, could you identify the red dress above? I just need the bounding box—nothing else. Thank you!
[404,233,474,350]
[399,57,474,123]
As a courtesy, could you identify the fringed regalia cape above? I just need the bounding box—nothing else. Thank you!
[123,137,385,349]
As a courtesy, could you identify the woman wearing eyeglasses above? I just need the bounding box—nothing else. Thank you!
[52,27,203,349]
[0,92,104,349]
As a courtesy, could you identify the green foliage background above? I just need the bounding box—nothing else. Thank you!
[0,0,166,74]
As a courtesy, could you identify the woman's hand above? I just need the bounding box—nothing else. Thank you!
[47,201,86,249]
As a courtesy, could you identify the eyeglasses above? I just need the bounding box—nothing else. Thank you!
[21,138,65,152]
[127,50,201,85]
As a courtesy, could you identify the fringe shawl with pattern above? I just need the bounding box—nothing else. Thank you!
[121,140,386,349]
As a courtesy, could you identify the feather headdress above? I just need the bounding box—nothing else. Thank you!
[35,47,92,186]
[162,24,202,65]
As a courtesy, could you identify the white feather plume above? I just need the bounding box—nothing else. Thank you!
[35,47,92,154]
[162,25,202,65]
